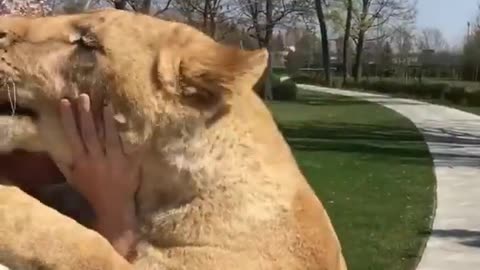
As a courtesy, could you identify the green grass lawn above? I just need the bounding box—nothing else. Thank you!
[268,90,436,270]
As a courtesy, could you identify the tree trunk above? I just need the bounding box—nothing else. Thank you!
[209,8,217,38]
[83,0,94,10]
[140,0,152,14]
[202,0,209,34]
[265,50,273,100]
[314,0,331,86]
[342,0,353,85]
[265,0,274,44]
[114,0,127,10]
[209,0,219,38]
[353,29,366,82]
[353,0,369,82]
[263,0,274,100]
[247,0,273,100]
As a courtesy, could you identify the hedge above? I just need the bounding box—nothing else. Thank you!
[466,90,480,106]
[292,75,480,106]
[272,78,297,101]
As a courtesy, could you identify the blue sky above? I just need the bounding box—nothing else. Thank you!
[417,0,478,48]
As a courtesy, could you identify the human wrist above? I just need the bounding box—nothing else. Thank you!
[94,203,139,258]
[95,211,137,234]
[95,200,136,223]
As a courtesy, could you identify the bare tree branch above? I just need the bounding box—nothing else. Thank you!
[153,0,172,15]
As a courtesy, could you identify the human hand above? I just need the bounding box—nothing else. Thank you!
[55,93,143,258]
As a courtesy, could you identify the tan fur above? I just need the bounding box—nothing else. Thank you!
[0,9,346,269]
[0,185,132,270]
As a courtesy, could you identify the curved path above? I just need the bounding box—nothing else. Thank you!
[300,84,480,270]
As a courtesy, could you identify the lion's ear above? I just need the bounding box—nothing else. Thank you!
[181,44,269,92]
[156,33,268,108]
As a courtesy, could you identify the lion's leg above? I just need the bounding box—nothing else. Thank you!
[0,185,132,270]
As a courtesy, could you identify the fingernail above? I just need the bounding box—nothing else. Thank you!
[60,98,70,108]
[113,113,126,124]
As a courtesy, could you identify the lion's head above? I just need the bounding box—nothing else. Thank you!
[0,9,268,213]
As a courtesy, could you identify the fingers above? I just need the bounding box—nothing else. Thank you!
[103,103,123,159]
[60,93,132,164]
[60,98,86,159]
[78,94,103,158]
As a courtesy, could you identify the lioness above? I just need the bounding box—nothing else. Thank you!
[0,9,347,270]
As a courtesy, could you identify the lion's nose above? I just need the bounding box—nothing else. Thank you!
[0,31,12,48]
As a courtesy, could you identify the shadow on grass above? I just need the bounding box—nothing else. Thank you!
[277,120,455,170]
[296,91,424,106]
[278,121,480,167]
[276,92,480,168]
[430,229,480,248]
[277,121,430,162]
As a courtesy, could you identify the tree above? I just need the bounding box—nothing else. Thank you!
[462,3,480,81]
[378,41,393,76]
[286,30,321,71]
[110,0,172,15]
[314,0,331,85]
[351,0,416,82]
[391,25,414,79]
[60,0,94,13]
[320,0,354,83]
[463,29,480,81]
[342,0,353,84]
[235,0,307,100]
[237,0,306,48]
[417,27,448,51]
[270,31,285,51]
[219,24,258,49]
[284,27,304,47]
[0,0,53,15]
[173,0,225,38]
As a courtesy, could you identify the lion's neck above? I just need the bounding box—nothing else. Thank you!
[135,113,249,211]
[136,93,302,245]
[139,97,290,205]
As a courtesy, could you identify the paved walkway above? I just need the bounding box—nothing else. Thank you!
[300,84,480,270]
